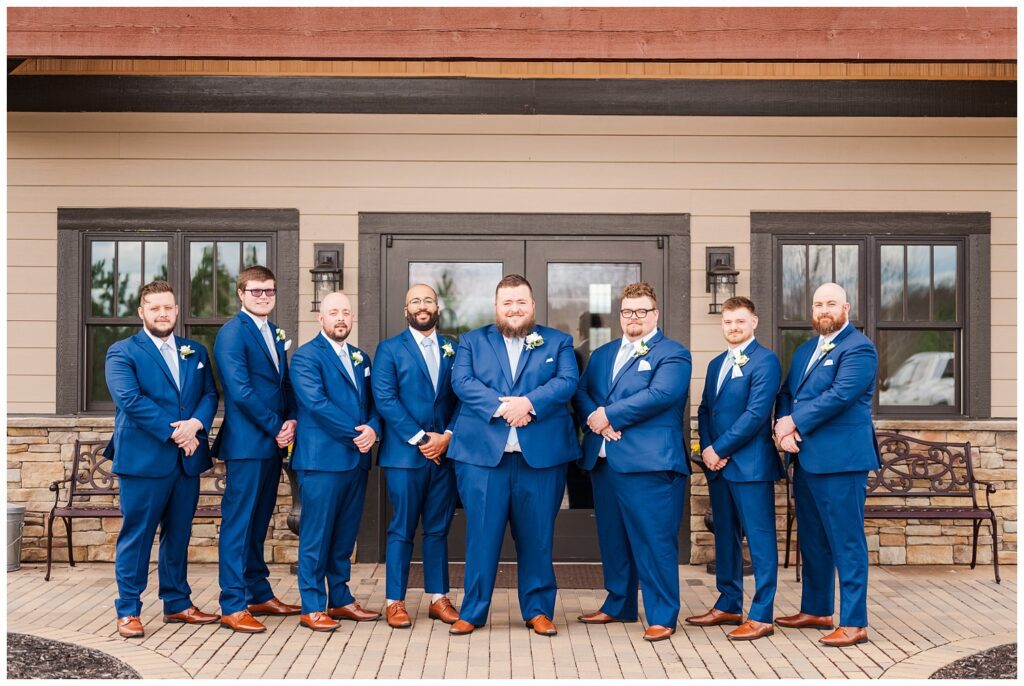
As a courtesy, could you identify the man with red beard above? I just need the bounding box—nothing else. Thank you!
[774,282,881,647]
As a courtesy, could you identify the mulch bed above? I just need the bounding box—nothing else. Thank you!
[7,633,140,680]
[930,643,1016,680]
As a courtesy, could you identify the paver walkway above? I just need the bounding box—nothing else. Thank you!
[7,562,1014,679]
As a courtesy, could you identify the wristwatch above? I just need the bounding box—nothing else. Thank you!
[416,434,431,446]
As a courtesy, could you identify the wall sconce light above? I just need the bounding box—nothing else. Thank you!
[310,243,343,312]
[706,246,739,315]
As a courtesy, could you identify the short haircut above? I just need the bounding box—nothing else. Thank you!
[621,281,658,306]
[495,273,533,297]
[237,265,277,293]
[722,296,757,315]
[139,280,175,305]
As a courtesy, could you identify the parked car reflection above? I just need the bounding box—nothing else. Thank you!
[879,351,955,406]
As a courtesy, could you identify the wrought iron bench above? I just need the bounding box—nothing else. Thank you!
[784,431,1000,583]
[45,439,227,581]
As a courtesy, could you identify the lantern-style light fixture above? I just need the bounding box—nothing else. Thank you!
[706,246,739,315]
[310,244,343,312]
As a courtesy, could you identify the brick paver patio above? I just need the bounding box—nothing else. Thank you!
[7,562,1014,679]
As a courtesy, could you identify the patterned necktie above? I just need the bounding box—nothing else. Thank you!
[260,322,280,371]
[611,342,633,381]
[160,341,181,390]
[422,338,440,391]
[716,353,734,393]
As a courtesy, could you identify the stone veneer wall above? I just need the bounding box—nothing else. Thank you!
[7,416,1017,567]
[688,419,1017,567]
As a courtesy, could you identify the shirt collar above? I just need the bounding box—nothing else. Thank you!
[241,307,269,328]
[319,330,349,357]
[409,326,439,347]
[728,336,755,356]
[621,327,659,352]
[143,326,175,352]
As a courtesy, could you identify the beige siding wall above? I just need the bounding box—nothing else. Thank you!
[7,113,1016,415]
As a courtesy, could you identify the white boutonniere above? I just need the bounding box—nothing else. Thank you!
[441,342,456,358]
[350,350,364,366]
[820,341,836,358]
[178,345,194,360]
[524,332,544,350]
[275,327,286,342]
[635,340,651,357]
[734,351,750,367]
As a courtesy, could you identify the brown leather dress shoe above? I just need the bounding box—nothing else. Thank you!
[386,601,412,628]
[248,597,301,617]
[526,614,557,636]
[163,606,219,624]
[449,619,477,635]
[727,619,775,641]
[643,625,676,642]
[577,610,637,624]
[301,611,340,632]
[775,612,835,629]
[220,609,267,633]
[328,601,381,622]
[820,626,869,647]
[428,597,460,624]
[684,608,743,626]
[117,616,144,638]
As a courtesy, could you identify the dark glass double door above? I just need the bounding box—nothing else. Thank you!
[383,236,672,562]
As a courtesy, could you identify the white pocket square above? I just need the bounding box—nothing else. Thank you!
[823,359,834,367]
[637,360,652,372]
[364,367,372,377]
[197,361,205,370]
[284,339,292,351]
[731,366,743,379]
[545,357,554,363]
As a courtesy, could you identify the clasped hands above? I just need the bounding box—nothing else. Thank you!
[497,396,535,429]
[418,432,451,466]
[169,418,203,456]
[587,407,622,442]
[701,445,730,471]
[773,415,802,453]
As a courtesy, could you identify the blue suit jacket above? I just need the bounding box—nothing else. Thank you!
[448,324,581,468]
[289,334,382,472]
[776,325,882,474]
[212,311,296,460]
[105,330,218,478]
[372,330,460,469]
[697,339,784,483]
[574,330,692,474]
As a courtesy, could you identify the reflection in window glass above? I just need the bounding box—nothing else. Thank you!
[879,245,904,321]
[781,245,806,321]
[91,241,116,317]
[835,244,859,319]
[878,329,956,407]
[409,262,504,340]
[933,245,957,321]
[117,242,143,317]
[188,325,224,395]
[906,245,931,320]
[190,242,215,317]
[779,329,816,379]
[217,242,242,317]
[243,242,267,268]
[89,325,138,403]
[144,242,169,284]
[808,245,832,296]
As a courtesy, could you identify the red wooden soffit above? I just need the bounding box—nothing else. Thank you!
[7,7,1017,61]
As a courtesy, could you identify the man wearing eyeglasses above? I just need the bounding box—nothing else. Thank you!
[213,265,300,633]
[371,284,461,629]
[573,282,692,642]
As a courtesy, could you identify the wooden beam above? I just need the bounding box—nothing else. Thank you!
[7,7,1017,61]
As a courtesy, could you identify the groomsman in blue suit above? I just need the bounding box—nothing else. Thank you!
[372,284,461,629]
[574,282,692,642]
[213,265,300,633]
[105,281,220,638]
[289,292,383,632]
[447,274,581,637]
[688,296,783,641]
[774,282,881,648]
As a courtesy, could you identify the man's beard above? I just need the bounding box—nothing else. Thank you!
[146,321,175,338]
[406,309,440,332]
[812,310,847,336]
[496,312,536,339]
[325,323,350,343]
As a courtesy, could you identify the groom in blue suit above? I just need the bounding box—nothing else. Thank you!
[289,291,383,632]
[213,265,300,633]
[573,282,692,642]
[447,274,581,637]
[105,281,220,638]
[372,284,461,629]
[689,296,783,641]
[774,282,881,648]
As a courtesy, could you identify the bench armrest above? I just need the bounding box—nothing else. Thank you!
[48,477,73,508]
[973,479,997,509]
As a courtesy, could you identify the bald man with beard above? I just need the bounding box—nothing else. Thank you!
[773,283,881,648]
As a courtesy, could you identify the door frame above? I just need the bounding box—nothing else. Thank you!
[357,213,691,563]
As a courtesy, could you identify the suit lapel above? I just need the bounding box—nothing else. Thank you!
[487,326,515,391]
[608,330,662,396]
[796,325,853,392]
[401,329,435,389]
[177,344,193,395]
[437,336,455,398]
[240,312,278,371]
[709,352,728,402]
[133,331,179,393]
[512,339,533,385]
[716,339,760,399]
[318,335,358,393]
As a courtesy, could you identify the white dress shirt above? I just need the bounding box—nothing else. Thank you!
[142,327,203,429]
[241,307,279,369]
[803,320,850,378]
[716,335,755,393]
[320,331,358,388]
[596,327,660,458]
[406,327,447,445]
[493,335,528,453]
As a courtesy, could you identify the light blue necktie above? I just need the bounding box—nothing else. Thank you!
[506,337,523,378]
[803,336,826,380]
[260,322,280,371]
[611,342,633,381]
[716,353,734,393]
[339,348,359,394]
[160,341,181,390]
[422,338,439,392]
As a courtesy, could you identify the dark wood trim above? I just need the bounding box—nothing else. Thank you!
[356,212,690,562]
[56,207,300,414]
[8,76,1015,117]
[9,7,1015,61]
[751,212,992,236]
